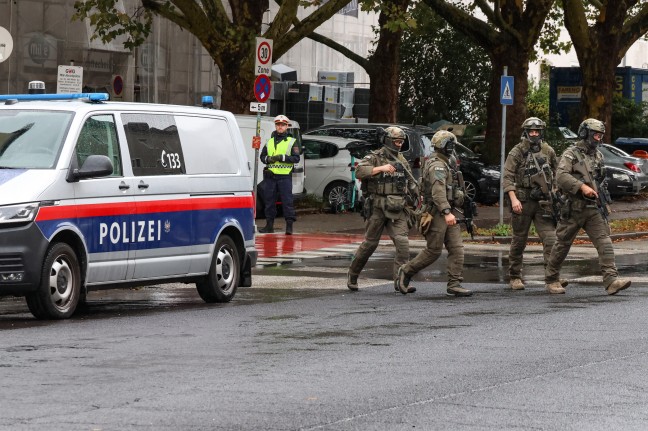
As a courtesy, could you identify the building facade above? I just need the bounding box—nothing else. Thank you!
[0,0,377,109]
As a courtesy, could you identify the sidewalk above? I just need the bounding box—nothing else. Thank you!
[269,196,648,242]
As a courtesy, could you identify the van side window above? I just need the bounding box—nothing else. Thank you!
[176,116,238,174]
[122,114,186,176]
[76,115,122,176]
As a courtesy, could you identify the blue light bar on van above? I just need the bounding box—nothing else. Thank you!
[0,93,109,102]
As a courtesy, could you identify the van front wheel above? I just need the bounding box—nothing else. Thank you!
[26,243,81,320]
[197,235,240,303]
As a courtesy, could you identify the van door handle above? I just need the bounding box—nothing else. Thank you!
[138,181,149,190]
[119,182,130,190]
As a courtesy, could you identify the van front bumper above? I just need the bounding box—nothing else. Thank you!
[0,222,49,295]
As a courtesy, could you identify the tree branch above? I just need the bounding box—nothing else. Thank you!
[307,32,370,70]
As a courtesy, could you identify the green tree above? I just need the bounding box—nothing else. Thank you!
[562,0,648,131]
[421,0,557,164]
[611,95,648,142]
[526,78,550,122]
[398,5,490,125]
[73,0,352,113]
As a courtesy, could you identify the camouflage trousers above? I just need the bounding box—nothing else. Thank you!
[348,207,409,280]
[509,199,556,280]
[401,212,464,288]
[545,206,618,287]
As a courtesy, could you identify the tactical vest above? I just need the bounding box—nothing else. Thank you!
[421,156,455,204]
[267,136,296,175]
[516,145,552,190]
[365,151,408,196]
[571,145,605,187]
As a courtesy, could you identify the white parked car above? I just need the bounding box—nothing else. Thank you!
[302,135,374,212]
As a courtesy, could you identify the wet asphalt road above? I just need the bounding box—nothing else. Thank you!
[1,241,648,430]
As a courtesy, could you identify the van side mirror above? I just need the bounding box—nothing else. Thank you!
[69,155,113,181]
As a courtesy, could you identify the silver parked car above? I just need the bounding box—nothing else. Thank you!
[302,135,372,211]
[599,144,648,196]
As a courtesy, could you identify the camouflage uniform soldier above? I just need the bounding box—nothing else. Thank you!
[347,127,418,292]
[395,131,472,297]
[503,117,562,290]
[544,118,631,295]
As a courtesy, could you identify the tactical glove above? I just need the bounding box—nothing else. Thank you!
[267,155,282,163]
[418,212,433,235]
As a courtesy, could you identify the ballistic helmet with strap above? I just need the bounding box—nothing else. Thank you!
[432,130,457,155]
[577,118,605,149]
[521,117,545,146]
[381,126,405,154]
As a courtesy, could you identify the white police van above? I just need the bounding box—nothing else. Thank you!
[0,88,256,319]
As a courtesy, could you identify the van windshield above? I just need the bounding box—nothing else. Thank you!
[0,110,73,168]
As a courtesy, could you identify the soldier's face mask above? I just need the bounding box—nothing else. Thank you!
[588,131,603,149]
[527,128,543,146]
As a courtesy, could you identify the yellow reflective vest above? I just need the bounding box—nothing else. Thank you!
[267,136,296,175]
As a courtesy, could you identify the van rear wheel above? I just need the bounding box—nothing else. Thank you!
[197,235,240,303]
[26,243,81,320]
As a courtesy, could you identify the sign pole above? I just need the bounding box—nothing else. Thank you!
[252,38,273,223]
[499,66,511,226]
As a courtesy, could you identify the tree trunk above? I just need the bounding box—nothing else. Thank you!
[219,57,256,114]
[481,49,529,166]
[577,52,617,132]
[367,0,409,123]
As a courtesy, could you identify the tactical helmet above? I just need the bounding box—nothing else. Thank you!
[521,117,545,145]
[382,126,406,153]
[578,118,605,148]
[432,130,457,155]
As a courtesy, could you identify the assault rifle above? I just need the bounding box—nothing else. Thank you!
[387,155,420,207]
[529,154,562,226]
[455,170,478,239]
[572,156,611,223]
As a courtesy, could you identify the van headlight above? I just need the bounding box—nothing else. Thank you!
[0,202,39,225]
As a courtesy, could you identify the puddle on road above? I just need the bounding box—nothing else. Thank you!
[1,249,645,328]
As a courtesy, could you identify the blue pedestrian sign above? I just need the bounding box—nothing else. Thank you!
[500,76,514,105]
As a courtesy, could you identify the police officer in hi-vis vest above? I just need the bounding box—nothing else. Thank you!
[259,115,300,235]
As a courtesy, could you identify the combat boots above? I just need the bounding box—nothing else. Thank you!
[395,266,416,294]
[545,281,566,294]
[606,278,631,295]
[258,221,274,234]
[347,270,359,291]
[285,221,293,235]
[510,278,525,290]
[447,286,473,297]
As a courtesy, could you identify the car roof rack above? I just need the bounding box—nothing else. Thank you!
[0,93,110,104]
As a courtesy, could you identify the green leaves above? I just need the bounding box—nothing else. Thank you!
[72,0,153,50]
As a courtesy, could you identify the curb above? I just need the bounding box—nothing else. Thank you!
[465,231,648,244]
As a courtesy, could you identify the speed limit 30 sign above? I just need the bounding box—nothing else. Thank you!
[255,37,273,76]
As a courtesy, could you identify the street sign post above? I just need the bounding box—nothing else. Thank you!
[255,37,273,76]
[500,75,514,105]
[252,38,273,211]
[254,74,271,103]
[250,102,267,113]
[499,70,514,224]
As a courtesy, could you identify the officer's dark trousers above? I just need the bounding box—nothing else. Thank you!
[264,173,296,223]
